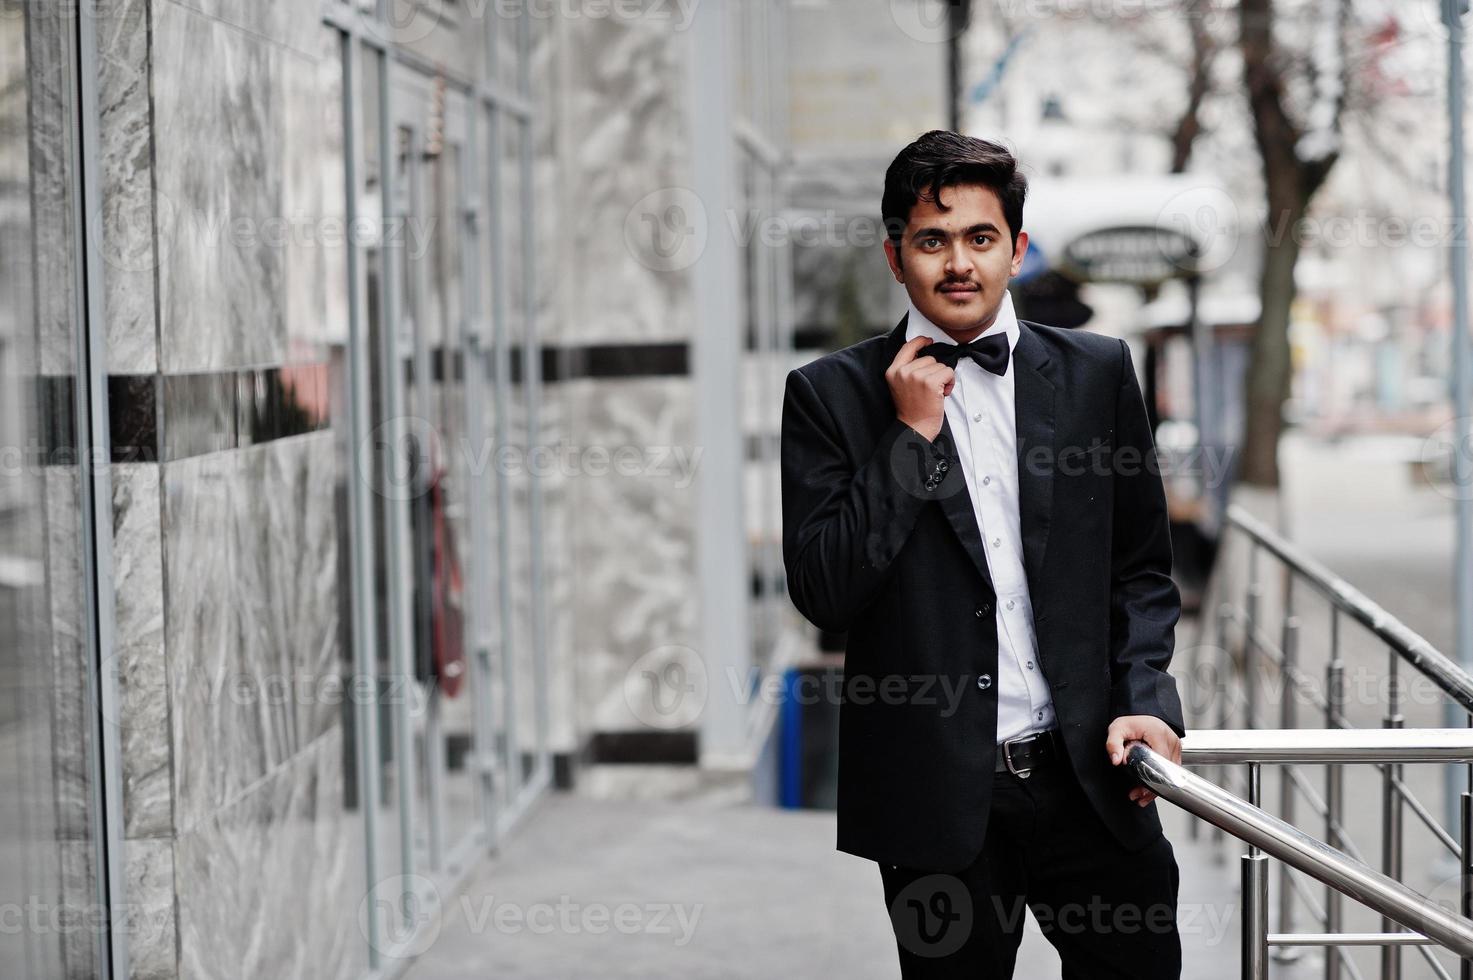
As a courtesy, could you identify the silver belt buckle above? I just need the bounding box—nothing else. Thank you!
[1003,734,1033,779]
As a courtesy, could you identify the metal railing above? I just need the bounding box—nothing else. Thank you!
[1191,505,1473,979]
[1129,733,1473,979]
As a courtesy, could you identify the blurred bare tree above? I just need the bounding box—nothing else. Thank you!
[1236,0,1352,486]
[1040,0,1406,488]
[1169,0,1226,172]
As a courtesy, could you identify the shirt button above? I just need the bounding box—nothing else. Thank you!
[977,674,993,691]
[991,537,1001,548]
[1005,599,1015,610]
[982,475,991,485]
[973,412,982,422]
[1036,711,1044,720]
[1026,660,1035,670]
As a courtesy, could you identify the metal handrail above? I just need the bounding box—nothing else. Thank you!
[1226,505,1473,712]
[1206,506,1473,979]
[1181,728,1473,765]
[1128,741,1473,962]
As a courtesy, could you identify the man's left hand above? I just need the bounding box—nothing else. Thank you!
[1105,715,1181,807]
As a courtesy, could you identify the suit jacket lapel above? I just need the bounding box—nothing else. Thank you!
[1012,321,1057,611]
[877,313,1058,600]
[933,416,995,592]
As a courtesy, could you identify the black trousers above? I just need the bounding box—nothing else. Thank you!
[878,761,1182,978]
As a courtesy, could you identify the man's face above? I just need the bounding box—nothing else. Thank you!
[883,182,1028,341]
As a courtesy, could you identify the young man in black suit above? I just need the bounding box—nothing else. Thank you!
[780,130,1187,977]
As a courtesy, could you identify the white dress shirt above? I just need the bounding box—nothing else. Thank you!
[904,290,1057,744]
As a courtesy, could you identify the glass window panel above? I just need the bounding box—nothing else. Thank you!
[359,48,411,948]
[384,0,485,81]
[423,128,480,854]
[495,113,538,782]
[0,5,102,977]
[493,2,524,96]
[476,108,512,816]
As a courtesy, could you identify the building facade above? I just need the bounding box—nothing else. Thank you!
[0,0,807,977]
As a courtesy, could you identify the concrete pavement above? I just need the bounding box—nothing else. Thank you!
[400,791,1278,979]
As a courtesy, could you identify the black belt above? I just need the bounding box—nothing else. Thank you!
[994,727,1062,778]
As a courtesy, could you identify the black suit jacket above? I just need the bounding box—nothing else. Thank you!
[780,311,1187,873]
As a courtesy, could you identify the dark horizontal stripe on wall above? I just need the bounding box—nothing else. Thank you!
[405,347,466,385]
[31,364,332,465]
[553,751,577,790]
[33,375,79,464]
[161,363,332,461]
[583,730,699,765]
[506,342,690,383]
[30,341,684,465]
[109,374,159,462]
[29,375,146,465]
[744,431,780,461]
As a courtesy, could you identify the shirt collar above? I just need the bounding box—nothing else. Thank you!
[904,289,1020,354]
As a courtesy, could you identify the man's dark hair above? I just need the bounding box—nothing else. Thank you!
[882,130,1028,254]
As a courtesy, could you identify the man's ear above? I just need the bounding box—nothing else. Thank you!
[883,237,904,283]
[1009,229,1029,278]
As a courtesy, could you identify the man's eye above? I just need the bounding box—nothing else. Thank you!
[921,238,941,248]
[974,236,993,246]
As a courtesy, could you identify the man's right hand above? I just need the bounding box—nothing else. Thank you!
[886,335,954,442]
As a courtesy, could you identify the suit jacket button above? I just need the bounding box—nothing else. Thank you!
[976,674,992,691]
[975,603,991,617]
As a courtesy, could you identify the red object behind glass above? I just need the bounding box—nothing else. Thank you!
[428,465,467,699]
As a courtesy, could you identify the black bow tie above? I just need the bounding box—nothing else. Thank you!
[917,331,1010,377]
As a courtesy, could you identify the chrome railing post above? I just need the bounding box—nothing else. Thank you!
[1326,620,1345,980]
[1245,543,1261,732]
[1276,614,1301,963]
[1381,648,1404,980]
[1462,791,1471,980]
[1214,600,1234,858]
[1244,761,1270,980]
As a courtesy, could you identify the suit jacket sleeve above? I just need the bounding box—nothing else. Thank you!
[780,367,955,633]
[1107,339,1187,738]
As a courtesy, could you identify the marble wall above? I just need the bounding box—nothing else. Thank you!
[30,0,774,975]
[97,0,157,375]
[19,6,102,977]
[98,2,365,978]
[533,7,714,771]
[555,11,695,346]
[558,378,700,734]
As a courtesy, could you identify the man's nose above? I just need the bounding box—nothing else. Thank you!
[944,242,974,277]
